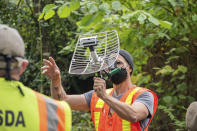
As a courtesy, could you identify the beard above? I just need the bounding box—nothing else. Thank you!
[110,68,128,85]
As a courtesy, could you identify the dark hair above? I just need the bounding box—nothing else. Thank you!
[119,49,134,75]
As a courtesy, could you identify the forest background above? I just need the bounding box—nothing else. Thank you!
[0,0,197,130]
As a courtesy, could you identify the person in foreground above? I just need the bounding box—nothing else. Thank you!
[186,102,197,131]
[0,24,71,131]
[42,49,158,131]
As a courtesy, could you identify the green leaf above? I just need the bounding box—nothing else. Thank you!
[166,55,179,64]
[156,65,174,76]
[192,15,197,21]
[77,11,104,27]
[148,16,160,26]
[181,37,189,41]
[168,0,177,7]
[179,75,185,80]
[70,1,80,11]
[55,1,64,4]
[89,4,98,13]
[163,96,172,104]
[188,96,195,103]
[137,14,146,24]
[84,48,90,57]
[178,94,186,100]
[38,12,44,21]
[121,11,138,20]
[44,10,55,20]
[158,32,170,40]
[99,3,110,11]
[176,83,186,91]
[177,65,187,73]
[77,14,94,26]
[160,20,172,29]
[58,44,75,55]
[130,1,137,8]
[112,1,122,11]
[43,4,56,13]
[57,4,71,18]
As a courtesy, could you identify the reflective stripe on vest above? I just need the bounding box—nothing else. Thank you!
[94,89,113,131]
[91,86,158,131]
[93,87,141,131]
[0,77,71,131]
[35,91,71,131]
[122,87,141,131]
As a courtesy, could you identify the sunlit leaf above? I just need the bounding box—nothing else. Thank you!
[181,37,189,41]
[77,11,104,27]
[168,0,177,7]
[158,32,170,40]
[57,4,71,18]
[160,20,172,29]
[192,15,197,21]
[112,1,122,11]
[156,65,174,75]
[58,43,75,55]
[99,3,110,11]
[77,14,94,26]
[44,10,55,20]
[89,4,98,13]
[38,12,44,21]
[148,16,160,26]
[137,14,146,24]
[70,1,80,11]
[43,4,56,13]
[178,65,187,73]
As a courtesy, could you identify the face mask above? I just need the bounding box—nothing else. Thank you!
[109,61,128,85]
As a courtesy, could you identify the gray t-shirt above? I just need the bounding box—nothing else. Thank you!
[84,90,154,131]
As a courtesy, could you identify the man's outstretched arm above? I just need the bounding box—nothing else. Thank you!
[42,57,89,111]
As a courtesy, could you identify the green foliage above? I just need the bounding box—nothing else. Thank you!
[57,4,71,18]
[1,0,197,130]
[38,0,80,20]
[72,111,94,131]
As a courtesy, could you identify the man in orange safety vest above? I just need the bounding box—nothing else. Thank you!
[42,49,158,131]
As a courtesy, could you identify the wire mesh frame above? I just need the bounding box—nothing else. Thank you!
[69,30,120,75]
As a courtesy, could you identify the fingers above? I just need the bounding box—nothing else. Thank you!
[93,77,106,90]
[94,83,105,88]
[94,77,105,82]
[94,86,101,92]
[94,77,105,85]
[42,69,48,74]
[49,57,58,67]
[41,65,50,70]
[43,59,53,67]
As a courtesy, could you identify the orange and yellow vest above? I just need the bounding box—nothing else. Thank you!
[90,86,158,131]
[0,77,71,131]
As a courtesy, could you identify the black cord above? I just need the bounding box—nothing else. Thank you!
[18,86,25,96]
[2,54,12,80]
[0,53,25,96]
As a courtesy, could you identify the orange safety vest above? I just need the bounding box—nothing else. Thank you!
[90,86,158,131]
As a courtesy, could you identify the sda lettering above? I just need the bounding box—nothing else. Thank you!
[0,110,25,127]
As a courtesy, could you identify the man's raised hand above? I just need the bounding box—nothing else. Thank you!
[42,57,61,82]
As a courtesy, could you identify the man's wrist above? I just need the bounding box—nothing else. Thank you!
[51,78,61,87]
[100,92,108,100]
